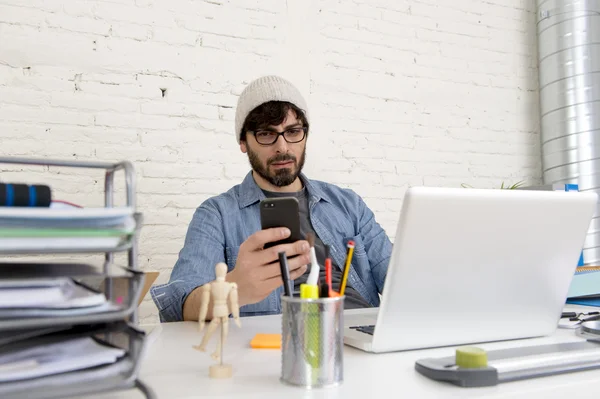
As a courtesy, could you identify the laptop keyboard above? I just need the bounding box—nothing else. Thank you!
[350,325,375,335]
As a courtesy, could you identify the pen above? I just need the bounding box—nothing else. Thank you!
[278,251,293,297]
[325,245,331,294]
[339,240,355,295]
[321,244,335,382]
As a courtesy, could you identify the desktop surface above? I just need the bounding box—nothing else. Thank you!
[87,306,600,399]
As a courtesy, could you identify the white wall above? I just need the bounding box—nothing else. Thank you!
[0,0,541,323]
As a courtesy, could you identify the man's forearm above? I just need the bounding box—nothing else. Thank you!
[183,286,213,321]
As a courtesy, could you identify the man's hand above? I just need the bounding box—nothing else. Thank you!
[226,227,310,306]
[234,316,241,328]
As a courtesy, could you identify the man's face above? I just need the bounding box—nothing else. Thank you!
[241,109,307,188]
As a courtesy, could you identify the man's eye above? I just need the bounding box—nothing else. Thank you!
[256,131,275,138]
[287,128,303,135]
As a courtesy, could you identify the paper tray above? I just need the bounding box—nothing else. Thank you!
[0,264,145,331]
[0,322,153,399]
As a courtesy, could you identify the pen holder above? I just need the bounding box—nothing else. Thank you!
[280,295,344,388]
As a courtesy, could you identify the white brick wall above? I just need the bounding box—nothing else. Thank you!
[0,0,541,323]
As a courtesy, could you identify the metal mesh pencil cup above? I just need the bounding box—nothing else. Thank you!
[280,295,344,388]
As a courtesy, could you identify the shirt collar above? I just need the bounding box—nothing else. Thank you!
[238,171,331,209]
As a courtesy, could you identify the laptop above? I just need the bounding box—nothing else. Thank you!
[344,186,598,353]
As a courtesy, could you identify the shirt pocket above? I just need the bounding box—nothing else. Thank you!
[150,283,173,312]
[225,246,239,271]
[344,234,367,258]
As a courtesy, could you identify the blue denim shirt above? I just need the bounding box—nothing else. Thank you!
[150,171,392,322]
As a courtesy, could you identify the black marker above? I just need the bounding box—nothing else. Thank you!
[278,251,293,297]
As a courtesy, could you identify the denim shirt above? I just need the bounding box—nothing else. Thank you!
[150,171,393,322]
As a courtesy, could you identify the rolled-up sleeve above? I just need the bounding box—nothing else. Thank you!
[150,203,226,322]
[356,194,392,294]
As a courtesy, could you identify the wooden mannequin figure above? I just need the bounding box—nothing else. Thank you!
[192,262,241,379]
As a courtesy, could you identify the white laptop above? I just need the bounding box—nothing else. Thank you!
[344,186,597,353]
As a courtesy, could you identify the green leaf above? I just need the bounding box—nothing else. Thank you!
[508,181,525,189]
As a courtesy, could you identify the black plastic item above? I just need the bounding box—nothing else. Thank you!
[0,183,51,207]
[319,283,329,298]
[278,251,293,297]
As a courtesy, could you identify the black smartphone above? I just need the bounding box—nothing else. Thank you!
[260,197,302,249]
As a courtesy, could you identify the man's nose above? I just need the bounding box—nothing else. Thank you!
[272,134,289,152]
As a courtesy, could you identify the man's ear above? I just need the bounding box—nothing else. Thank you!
[240,140,247,153]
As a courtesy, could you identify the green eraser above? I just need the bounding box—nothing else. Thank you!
[455,346,488,369]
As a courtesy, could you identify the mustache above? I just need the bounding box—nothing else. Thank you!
[268,154,296,165]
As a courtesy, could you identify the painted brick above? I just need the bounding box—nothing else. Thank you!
[0,0,542,324]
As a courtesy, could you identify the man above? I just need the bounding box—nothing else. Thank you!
[151,75,392,322]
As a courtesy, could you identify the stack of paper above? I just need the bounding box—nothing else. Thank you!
[0,337,125,382]
[0,207,136,252]
[0,278,106,309]
[0,278,122,319]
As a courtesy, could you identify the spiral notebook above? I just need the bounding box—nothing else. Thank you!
[566,266,600,307]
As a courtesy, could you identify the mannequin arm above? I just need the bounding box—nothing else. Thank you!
[229,283,241,327]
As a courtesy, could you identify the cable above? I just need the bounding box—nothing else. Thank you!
[135,379,157,399]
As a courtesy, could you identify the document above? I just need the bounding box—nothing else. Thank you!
[0,337,125,382]
[0,278,106,309]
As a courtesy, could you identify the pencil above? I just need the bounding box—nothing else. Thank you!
[278,251,293,297]
[339,240,355,295]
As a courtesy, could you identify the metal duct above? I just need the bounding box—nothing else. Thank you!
[537,0,600,265]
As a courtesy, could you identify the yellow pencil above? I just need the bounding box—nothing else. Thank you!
[339,240,355,295]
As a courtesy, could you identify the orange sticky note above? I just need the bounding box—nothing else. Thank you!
[250,333,281,349]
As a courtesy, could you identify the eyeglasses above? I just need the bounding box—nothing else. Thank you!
[562,311,600,322]
[249,126,307,146]
[559,311,600,329]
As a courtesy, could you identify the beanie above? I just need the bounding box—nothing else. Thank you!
[234,75,309,144]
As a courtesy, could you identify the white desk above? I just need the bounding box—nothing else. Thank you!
[90,305,600,399]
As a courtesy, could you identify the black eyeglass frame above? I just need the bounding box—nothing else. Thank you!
[561,311,600,323]
[247,126,308,146]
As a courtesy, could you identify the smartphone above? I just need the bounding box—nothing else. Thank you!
[260,197,302,249]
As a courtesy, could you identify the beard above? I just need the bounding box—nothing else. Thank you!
[247,146,306,187]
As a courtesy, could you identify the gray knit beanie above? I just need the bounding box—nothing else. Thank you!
[234,75,309,144]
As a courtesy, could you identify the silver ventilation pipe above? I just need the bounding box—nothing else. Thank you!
[536,0,600,265]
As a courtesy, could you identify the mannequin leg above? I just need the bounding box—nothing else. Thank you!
[193,318,220,352]
[211,317,229,362]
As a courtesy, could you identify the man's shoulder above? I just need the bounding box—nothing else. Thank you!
[196,181,244,214]
[305,176,362,202]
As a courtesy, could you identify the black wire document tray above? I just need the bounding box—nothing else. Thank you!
[0,262,145,331]
[415,340,600,387]
[0,321,153,399]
